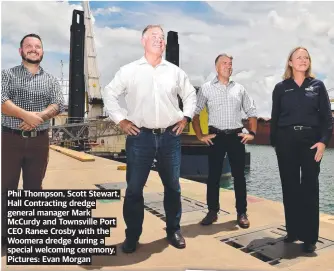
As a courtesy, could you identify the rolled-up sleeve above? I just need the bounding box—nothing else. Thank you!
[1,70,10,104]
[50,78,65,113]
[102,68,127,124]
[194,86,207,115]
[241,86,257,118]
[177,70,197,118]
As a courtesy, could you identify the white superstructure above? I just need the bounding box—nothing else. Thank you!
[82,1,103,118]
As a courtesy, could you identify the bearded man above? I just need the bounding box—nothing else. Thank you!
[1,33,65,244]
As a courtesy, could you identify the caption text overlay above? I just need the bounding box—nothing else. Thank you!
[6,189,120,265]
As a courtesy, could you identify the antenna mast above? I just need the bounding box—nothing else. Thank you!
[60,60,64,85]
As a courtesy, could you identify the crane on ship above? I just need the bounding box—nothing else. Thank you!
[82,1,103,119]
[50,1,124,148]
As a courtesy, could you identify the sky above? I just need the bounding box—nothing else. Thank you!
[1,1,334,117]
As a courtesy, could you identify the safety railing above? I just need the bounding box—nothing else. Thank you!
[49,117,125,145]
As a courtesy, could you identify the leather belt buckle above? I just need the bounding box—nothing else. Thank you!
[152,128,166,134]
[293,126,303,131]
[223,129,239,135]
[21,130,38,138]
[21,130,29,138]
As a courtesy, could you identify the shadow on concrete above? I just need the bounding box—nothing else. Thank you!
[81,237,169,270]
[181,220,239,238]
[241,237,318,262]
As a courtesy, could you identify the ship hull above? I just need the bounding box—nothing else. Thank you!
[180,145,232,181]
[93,135,254,181]
[180,135,250,181]
[107,149,237,181]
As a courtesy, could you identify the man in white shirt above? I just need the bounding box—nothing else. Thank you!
[103,25,197,253]
[192,54,257,229]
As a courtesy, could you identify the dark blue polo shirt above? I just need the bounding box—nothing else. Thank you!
[270,77,333,146]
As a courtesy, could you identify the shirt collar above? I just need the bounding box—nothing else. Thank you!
[211,76,235,87]
[286,77,312,83]
[138,56,168,66]
[20,63,44,75]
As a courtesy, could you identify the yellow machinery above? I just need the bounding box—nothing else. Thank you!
[187,107,209,136]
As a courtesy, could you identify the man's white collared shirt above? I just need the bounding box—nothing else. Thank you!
[103,57,197,129]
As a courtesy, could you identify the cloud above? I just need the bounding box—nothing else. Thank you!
[92,7,121,16]
[1,1,81,78]
[206,1,334,115]
[2,1,334,117]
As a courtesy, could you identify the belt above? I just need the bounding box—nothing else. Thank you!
[141,125,174,135]
[1,126,48,138]
[209,126,243,135]
[288,125,313,131]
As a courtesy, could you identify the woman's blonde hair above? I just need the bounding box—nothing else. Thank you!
[283,46,315,80]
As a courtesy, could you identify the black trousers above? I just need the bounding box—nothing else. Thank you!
[207,131,247,214]
[275,127,320,244]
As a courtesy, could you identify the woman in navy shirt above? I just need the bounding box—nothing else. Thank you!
[270,47,332,253]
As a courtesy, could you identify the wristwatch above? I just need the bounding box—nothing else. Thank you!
[249,131,256,137]
[184,116,191,123]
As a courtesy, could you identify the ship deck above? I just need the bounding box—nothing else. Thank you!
[2,148,334,271]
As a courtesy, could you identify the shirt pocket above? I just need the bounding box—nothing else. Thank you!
[159,71,179,95]
[11,82,34,110]
[304,90,319,112]
[28,81,51,100]
[25,80,52,111]
[304,90,319,98]
[229,91,242,111]
[10,82,26,100]
[161,80,179,96]
[207,96,223,111]
[280,90,297,114]
[207,95,227,114]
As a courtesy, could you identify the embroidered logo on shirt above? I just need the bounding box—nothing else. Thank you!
[305,86,314,91]
[284,88,294,92]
